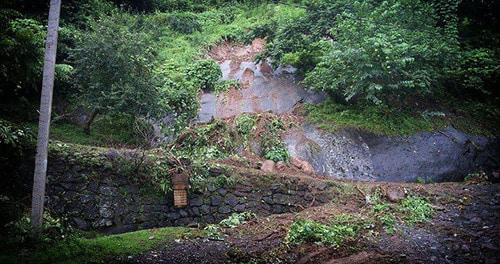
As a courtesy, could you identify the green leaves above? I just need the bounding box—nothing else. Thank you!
[185,59,222,91]
[73,11,164,120]
[305,0,458,104]
[0,16,45,100]
[261,118,289,162]
[0,119,34,152]
[451,48,500,96]
[399,196,434,225]
[165,12,201,34]
[219,212,256,228]
[235,114,256,139]
[286,219,356,247]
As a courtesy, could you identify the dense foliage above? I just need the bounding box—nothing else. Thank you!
[72,11,165,122]
[260,118,289,162]
[260,0,499,107]
[0,0,498,139]
[305,0,458,104]
[0,13,45,101]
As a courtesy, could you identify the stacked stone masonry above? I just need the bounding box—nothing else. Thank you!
[46,157,333,234]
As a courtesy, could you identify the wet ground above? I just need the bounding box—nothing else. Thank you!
[120,39,500,264]
[126,181,500,264]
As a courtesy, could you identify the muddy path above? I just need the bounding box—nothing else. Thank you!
[126,181,499,264]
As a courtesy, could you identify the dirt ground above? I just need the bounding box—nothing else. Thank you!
[126,180,500,264]
[127,40,500,264]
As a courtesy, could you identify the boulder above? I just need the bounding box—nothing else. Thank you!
[260,62,273,75]
[291,157,315,175]
[386,188,406,202]
[276,161,286,171]
[302,161,315,175]
[261,160,275,173]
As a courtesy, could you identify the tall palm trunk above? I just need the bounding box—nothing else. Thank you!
[31,0,61,231]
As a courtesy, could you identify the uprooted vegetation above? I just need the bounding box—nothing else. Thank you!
[185,180,479,264]
[284,188,434,248]
[173,113,293,162]
[43,113,296,196]
[1,141,497,263]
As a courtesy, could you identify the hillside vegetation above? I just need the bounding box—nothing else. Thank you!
[1,0,499,149]
[0,1,499,263]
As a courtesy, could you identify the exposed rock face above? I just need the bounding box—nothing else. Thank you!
[285,125,499,182]
[196,40,325,123]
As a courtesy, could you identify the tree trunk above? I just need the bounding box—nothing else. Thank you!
[84,110,98,135]
[31,0,61,232]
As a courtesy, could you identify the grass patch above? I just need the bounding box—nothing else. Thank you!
[305,101,448,136]
[26,114,145,147]
[1,227,202,264]
[305,99,498,136]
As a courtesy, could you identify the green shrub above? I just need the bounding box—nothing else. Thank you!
[0,15,45,101]
[378,213,396,234]
[451,48,500,97]
[286,219,356,247]
[166,12,201,34]
[304,0,458,105]
[235,114,256,139]
[153,63,200,133]
[4,212,73,246]
[372,202,396,234]
[204,224,223,240]
[219,212,256,228]
[260,118,289,162]
[175,120,237,160]
[214,79,240,94]
[72,11,166,122]
[261,0,346,71]
[185,59,222,91]
[0,119,35,149]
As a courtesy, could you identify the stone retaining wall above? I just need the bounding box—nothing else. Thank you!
[46,152,333,234]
